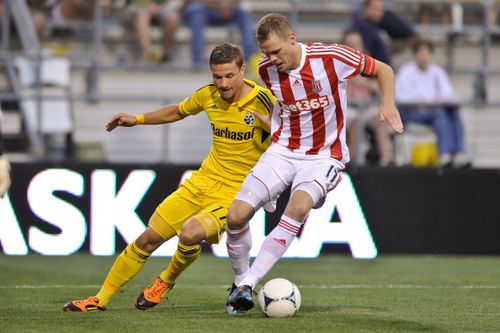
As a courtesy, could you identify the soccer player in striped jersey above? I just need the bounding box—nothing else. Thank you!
[63,43,275,312]
[226,13,404,313]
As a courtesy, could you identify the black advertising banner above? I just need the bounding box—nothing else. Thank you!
[1,163,499,256]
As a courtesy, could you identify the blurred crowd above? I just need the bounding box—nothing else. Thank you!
[1,0,488,168]
[1,0,260,67]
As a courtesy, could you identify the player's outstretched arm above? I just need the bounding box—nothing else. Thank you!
[105,104,184,132]
[373,60,404,134]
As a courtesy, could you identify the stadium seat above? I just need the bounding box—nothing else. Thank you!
[394,123,438,167]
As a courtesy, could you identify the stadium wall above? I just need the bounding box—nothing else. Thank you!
[1,163,499,257]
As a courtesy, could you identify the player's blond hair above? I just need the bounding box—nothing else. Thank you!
[256,13,293,43]
[209,43,244,68]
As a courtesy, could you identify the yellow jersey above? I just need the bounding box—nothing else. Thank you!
[178,79,275,189]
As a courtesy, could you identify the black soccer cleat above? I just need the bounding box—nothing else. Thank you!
[63,296,106,312]
[225,283,238,315]
[226,284,254,313]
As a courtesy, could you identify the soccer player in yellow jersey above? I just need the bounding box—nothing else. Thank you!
[63,43,275,312]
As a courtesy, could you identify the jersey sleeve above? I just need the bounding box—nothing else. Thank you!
[258,88,277,115]
[178,86,208,116]
[335,44,377,80]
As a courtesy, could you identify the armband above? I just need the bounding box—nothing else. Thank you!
[135,114,145,124]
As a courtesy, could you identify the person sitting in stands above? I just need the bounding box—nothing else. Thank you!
[395,39,471,168]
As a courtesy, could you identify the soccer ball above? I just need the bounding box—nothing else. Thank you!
[258,278,301,318]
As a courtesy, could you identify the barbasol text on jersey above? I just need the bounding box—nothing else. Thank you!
[211,123,255,140]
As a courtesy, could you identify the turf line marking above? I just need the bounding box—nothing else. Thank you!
[1,284,499,290]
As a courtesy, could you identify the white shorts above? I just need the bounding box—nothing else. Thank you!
[236,143,344,210]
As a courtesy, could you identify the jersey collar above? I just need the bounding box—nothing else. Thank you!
[235,79,259,109]
[289,43,307,73]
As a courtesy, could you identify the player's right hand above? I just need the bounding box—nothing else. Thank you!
[253,110,271,131]
[105,113,137,132]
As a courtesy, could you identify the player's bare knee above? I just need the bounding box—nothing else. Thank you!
[286,189,316,221]
[284,204,309,222]
[135,232,163,253]
[227,205,251,229]
[179,222,204,246]
[178,232,200,246]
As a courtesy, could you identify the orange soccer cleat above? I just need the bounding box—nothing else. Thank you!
[63,296,106,312]
[135,277,174,310]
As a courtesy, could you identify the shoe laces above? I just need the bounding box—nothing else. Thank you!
[75,296,98,306]
[239,285,256,296]
[147,279,169,299]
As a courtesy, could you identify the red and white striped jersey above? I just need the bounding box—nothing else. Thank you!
[259,42,376,163]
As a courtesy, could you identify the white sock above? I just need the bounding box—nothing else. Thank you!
[226,225,252,284]
[240,215,302,288]
[440,153,452,166]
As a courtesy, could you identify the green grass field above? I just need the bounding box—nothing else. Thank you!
[1,254,499,333]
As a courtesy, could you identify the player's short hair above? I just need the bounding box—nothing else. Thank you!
[412,38,434,54]
[209,43,244,68]
[256,13,293,43]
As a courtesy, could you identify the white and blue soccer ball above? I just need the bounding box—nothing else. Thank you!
[258,278,301,318]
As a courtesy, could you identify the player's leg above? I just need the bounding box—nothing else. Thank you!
[135,216,203,310]
[63,219,172,312]
[226,157,292,283]
[226,149,293,313]
[236,189,314,292]
[226,199,254,280]
[227,189,313,314]
[96,220,170,304]
[137,200,229,310]
[230,158,343,312]
[156,218,205,288]
[224,199,255,314]
[135,186,204,310]
[226,147,294,285]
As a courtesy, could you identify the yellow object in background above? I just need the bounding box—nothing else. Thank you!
[411,142,439,167]
[246,52,262,83]
[49,43,69,56]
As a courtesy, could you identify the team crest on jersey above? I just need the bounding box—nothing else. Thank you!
[243,112,256,125]
[312,80,323,93]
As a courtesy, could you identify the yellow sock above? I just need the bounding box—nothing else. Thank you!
[159,241,201,285]
[95,241,150,306]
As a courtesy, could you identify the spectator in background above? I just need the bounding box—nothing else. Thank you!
[0,0,48,39]
[352,0,416,65]
[395,39,470,168]
[343,29,395,167]
[0,110,11,198]
[51,0,94,24]
[182,0,257,69]
[26,1,49,37]
[123,0,182,62]
[418,3,451,26]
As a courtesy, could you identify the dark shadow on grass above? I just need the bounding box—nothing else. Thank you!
[304,306,445,332]
[334,315,445,332]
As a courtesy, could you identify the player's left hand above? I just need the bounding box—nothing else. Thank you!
[379,102,404,134]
